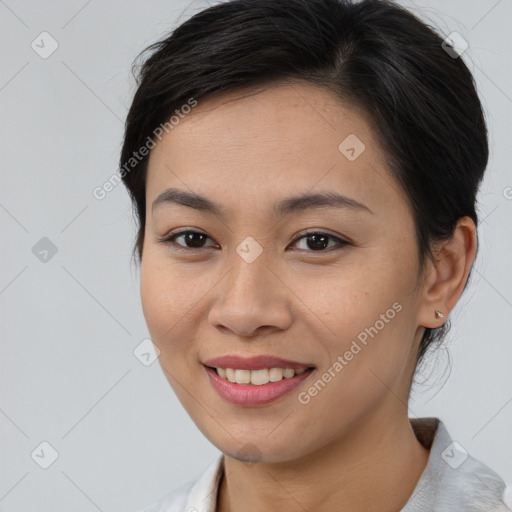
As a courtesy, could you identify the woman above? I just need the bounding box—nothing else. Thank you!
[120,0,510,510]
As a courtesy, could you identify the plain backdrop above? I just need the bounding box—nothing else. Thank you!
[0,0,511,510]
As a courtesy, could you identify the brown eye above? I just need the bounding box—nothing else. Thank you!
[158,230,218,250]
[290,230,350,252]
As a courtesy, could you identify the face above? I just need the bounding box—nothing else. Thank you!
[141,81,427,464]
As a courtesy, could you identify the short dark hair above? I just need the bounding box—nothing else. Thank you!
[119,0,488,368]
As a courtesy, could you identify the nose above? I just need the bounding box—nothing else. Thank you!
[208,252,294,339]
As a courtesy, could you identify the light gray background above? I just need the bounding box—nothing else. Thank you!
[0,1,511,510]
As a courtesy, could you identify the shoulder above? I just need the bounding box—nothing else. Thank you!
[405,418,511,512]
[134,454,224,512]
[441,450,510,511]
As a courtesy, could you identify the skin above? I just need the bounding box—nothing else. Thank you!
[140,81,477,512]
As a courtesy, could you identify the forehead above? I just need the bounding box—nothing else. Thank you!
[145,82,405,218]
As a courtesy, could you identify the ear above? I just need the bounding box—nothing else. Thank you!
[418,216,478,329]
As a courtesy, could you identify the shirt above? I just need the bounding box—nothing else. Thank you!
[137,417,512,512]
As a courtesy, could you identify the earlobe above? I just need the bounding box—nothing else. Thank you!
[418,216,478,329]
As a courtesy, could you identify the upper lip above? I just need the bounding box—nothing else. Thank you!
[203,355,315,370]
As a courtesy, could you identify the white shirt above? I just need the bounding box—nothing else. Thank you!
[137,418,511,512]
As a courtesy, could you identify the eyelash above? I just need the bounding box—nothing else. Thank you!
[157,229,351,253]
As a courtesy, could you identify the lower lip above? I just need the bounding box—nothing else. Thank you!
[204,366,315,406]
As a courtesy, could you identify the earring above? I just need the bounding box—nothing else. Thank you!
[435,310,444,319]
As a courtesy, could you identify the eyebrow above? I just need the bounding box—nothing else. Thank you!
[151,187,373,217]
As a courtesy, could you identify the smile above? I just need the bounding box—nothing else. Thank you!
[204,365,315,406]
[213,367,309,385]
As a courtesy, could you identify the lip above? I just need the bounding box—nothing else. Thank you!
[203,355,314,370]
[204,365,315,406]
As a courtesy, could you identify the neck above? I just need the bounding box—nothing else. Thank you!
[217,409,430,512]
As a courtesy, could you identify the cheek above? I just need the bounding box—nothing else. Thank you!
[140,255,196,355]
[140,259,170,338]
[313,245,420,381]
[319,250,416,337]
[140,256,205,407]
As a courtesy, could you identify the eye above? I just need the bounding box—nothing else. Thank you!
[157,229,218,251]
[289,229,350,252]
[158,228,350,253]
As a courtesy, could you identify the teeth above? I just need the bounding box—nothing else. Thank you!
[251,369,269,385]
[215,367,309,385]
[235,369,251,384]
[269,368,283,382]
[283,368,295,378]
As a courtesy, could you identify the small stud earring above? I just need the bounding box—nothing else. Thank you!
[435,310,444,319]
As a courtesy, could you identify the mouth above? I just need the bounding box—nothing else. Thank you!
[206,366,314,385]
[202,355,316,406]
